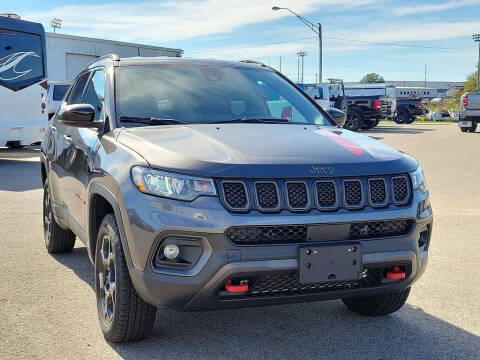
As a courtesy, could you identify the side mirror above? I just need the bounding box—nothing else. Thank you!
[58,104,100,128]
[326,107,346,127]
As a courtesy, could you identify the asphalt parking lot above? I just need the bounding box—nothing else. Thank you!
[0,122,479,360]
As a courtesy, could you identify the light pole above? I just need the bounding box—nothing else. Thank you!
[272,6,322,83]
[50,18,62,33]
[473,34,480,90]
[297,51,307,83]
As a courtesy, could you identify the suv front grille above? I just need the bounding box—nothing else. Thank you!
[369,178,387,206]
[392,176,409,204]
[247,268,383,297]
[286,182,309,209]
[226,225,307,245]
[315,181,337,208]
[344,180,362,207]
[218,174,411,213]
[350,219,413,239]
[225,219,414,245]
[255,182,279,209]
[222,182,248,209]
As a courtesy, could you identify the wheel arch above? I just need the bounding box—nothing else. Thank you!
[87,183,134,269]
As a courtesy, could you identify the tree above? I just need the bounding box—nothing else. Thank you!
[360,73,385,84]
[453,70,478,105]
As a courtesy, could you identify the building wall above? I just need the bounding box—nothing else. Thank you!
[46,32,182,81]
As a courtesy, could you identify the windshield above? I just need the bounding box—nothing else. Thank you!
[116,64,330,126]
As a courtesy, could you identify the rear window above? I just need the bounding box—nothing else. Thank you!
[52,85,69,101]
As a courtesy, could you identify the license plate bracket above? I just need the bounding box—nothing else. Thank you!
[298,244,362,284]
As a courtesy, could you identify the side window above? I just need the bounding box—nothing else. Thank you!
[67,73,90,104]
[82,70,105,121]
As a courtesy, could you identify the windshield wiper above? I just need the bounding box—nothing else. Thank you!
[210,117,290,124]
[119,116,185,125]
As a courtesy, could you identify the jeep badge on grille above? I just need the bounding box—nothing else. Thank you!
[309,166,334,175]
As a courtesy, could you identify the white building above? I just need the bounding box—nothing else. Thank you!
[46,32,183,81]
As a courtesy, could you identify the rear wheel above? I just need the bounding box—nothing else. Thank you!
[405,116,415,124]
[342,287,410,316]
[394,111,409,124]
[43,182,76,253]
[460,127,469,132]
[95,214,156,343]
[344,110,363,131]
[468,123,477,133]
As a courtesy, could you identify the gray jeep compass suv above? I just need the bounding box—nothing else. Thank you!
[41,55,432,343]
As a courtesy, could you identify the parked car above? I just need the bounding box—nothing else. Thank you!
[41,55,432,342]
[46,80,71,119]
[459,91,480,132]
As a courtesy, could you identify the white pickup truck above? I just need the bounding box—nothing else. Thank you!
[459,91,480,133]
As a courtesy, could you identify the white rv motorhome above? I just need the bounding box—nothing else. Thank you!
[0,15,48,148]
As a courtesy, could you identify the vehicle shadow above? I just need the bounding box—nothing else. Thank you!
[54,245,480,360]
[360,126,436,135]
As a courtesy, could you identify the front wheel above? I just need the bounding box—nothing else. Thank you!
[468,123,477,133]
[95,214,156,343]
[460,127,469,133]
[342,287,410,316]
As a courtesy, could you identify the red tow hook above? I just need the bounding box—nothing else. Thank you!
[225,279,249,293]
[386,266,406,280]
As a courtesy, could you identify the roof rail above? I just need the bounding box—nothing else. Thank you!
[86,53,120,68]
[239,59,267,67]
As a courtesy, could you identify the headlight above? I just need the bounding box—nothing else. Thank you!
[131,166,217,201]
[410,165,427,193]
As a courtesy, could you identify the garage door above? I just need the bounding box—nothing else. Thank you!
[66,53,98,80]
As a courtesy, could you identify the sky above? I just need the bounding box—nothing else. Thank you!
[3,0,480,83]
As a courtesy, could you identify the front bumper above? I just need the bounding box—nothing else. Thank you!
[122,186,432,310]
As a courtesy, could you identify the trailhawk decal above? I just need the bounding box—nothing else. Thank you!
[315,129,364,156]
[0,52,39,81]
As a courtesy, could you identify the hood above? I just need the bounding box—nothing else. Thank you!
[116,124,418,178]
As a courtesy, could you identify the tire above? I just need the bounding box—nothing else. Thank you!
[394,111,409,124]
[342,287,410,316]
[460,127,469,133]
[405,116,415,124]
[95,214,156,343]
[468,124,477,133]
[43,182,76,253]
[361,119,378,130]
[344,110,364,131]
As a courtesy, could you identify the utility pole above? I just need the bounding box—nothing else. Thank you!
[424,64,427,88]
[318,23,322,83]
[272,7,322,83]
[474,34,480,90]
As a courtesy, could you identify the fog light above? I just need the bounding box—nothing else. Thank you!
[163,244,180,259]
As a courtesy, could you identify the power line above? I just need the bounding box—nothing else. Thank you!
[188,34,475,55]
[322,34,475,51]
[189,36,316,54]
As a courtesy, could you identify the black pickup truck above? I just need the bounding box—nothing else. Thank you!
[393,98,425,124]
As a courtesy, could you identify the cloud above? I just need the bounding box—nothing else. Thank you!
[332,20,480,43]
[393,0,478,16]
[23,0,371,44]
